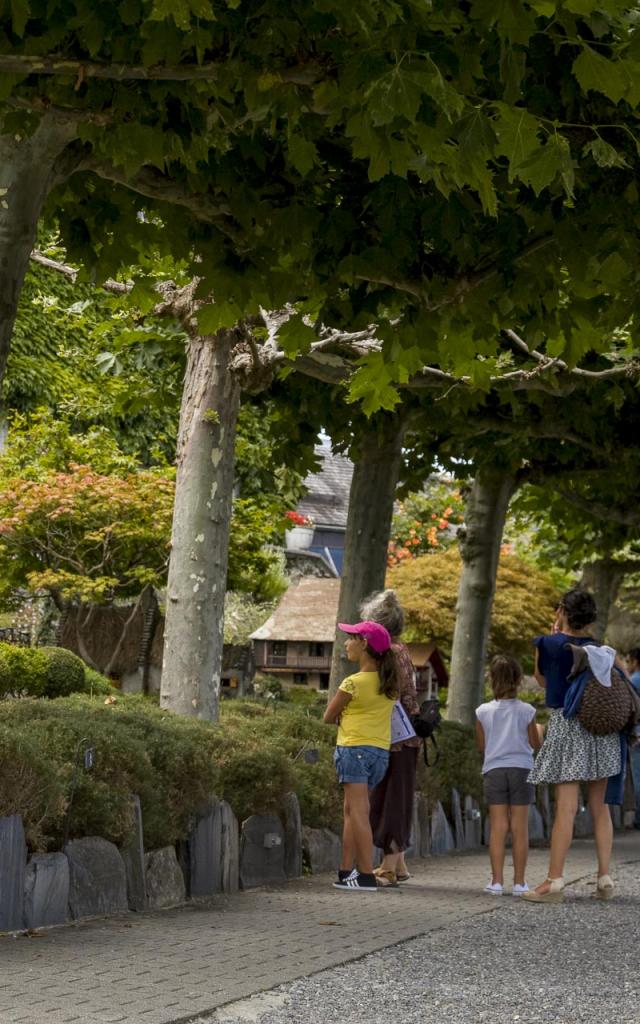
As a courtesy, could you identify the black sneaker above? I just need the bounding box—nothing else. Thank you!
[332,872,378,893]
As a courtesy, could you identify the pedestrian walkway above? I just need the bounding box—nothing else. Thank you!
[2,834,640,1024]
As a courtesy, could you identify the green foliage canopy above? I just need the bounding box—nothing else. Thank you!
[5,258,182,462]
[4,0,640,418]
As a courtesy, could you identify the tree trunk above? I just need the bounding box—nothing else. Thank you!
[580,557,627,642]
[160,330,241,720]
[446,467,517,726]
[328,418,406,694]
[0,113,79,391]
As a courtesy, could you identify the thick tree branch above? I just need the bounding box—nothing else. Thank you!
[30,251,639,400]
[471,416,602,455]
[79,158,234,226]
[356,235,556,311]
[30,250,130,294]
[557,486,640,527]
[505,329,640,381]
[30,250,78,280]
[0,54,320,85]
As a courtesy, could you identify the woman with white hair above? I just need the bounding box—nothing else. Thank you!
[361,589,420,886]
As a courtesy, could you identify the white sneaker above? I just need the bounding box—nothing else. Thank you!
[484,881,503,895]
[512,883,530,896]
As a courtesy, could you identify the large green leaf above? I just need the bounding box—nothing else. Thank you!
[572,46,630,105]
[10,0,29,35]
[471,0,536,44]
[515,134,573,196]
[493,103,541,171]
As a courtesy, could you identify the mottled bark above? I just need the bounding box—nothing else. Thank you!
[329,419,406,694]
[161,330,241,720]
[0,112,79,393]
[447,467,517,726]
[580,558,627,642]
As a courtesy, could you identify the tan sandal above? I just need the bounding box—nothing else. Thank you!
[596,874,615,900]
[522,877,565,904]
[374,868,398,887]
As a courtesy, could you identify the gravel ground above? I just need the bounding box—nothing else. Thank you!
[204,862,640,1024]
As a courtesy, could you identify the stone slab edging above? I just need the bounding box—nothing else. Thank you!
[0,783,607,937]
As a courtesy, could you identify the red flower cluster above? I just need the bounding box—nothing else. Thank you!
[285,510,313,527]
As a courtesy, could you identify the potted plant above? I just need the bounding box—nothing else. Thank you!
[285,511,315,550]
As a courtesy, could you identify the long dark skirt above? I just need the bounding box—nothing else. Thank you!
[369,746,419,854]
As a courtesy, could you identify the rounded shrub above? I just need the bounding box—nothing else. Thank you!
[0,643,49,698]
[40,646,86,697]
[0,643,88,699]
[84,668,119,696]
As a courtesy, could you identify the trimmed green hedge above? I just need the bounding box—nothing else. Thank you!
[0,686,485,852]
[0,693,343,851]
[0,643,86,698]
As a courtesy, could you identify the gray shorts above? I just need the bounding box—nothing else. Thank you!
[483,767,534,806]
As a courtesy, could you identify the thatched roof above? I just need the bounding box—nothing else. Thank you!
[251,578,341,642]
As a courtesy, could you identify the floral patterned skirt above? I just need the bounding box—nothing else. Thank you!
[528,709,621,785]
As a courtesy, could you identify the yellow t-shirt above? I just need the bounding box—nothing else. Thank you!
[337,671,394,750]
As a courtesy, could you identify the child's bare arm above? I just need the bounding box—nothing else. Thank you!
[475,719,485,753]
[528,718,542,751]
[323,689,352,725]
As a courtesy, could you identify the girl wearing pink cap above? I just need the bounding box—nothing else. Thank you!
[323,620,398,892]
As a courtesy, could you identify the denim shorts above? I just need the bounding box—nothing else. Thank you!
[334,745,389,787]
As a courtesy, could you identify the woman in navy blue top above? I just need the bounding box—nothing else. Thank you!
[523,589,619,904]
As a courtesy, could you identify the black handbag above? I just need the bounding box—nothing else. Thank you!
[411,698,441,766]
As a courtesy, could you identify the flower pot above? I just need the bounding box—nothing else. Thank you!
[285,526,314,550]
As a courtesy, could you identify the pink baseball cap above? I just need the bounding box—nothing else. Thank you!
[338,620,392,654]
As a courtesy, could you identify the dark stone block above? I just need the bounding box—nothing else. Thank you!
[528,804,546,845]
[302,826,341,874]
[145,846,186,909]
[430,801,455,855]
[240,814,286,889]
[416,794,431,857]
[187,798,223,899]
[573,804,594,838]
[0,814,27,932]
[24,853,69,928]
[451,788,466,850]
[282,793,303,879]
[483,815,491,846]
[464,795,482,849]
[219,801,240,894]
[120,795,147,911]
[65,837,128,919]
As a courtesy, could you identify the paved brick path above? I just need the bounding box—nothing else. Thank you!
[2,833,639,1024]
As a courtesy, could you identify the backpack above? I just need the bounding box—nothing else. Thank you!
[411,698,441,766]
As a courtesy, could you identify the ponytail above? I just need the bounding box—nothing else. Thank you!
[365,643,399,699]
